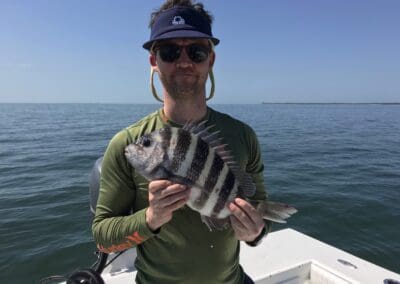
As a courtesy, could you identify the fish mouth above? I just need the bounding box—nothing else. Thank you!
[124,145,137,158]
[125,144,142,158]
[124,148,131,159]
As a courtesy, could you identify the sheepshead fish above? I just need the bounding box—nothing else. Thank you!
[124,121,297,230]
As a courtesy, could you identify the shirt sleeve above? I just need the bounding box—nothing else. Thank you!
[92,130,157,253]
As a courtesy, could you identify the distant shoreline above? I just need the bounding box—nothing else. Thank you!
[261,102,400,105]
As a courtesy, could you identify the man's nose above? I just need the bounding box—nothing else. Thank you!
[176,48,193,66]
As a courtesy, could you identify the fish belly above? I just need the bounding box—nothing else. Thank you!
[186,185,234,219]
[186,186,217,217]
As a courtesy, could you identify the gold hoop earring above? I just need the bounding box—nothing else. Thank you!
[150,68,163,103]
[206,69,215,101]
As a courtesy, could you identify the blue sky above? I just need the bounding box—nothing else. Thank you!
[1,0,399,103]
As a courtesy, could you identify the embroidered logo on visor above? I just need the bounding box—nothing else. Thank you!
[172,16,185,25]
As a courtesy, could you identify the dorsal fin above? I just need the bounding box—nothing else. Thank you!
[183,120,209,134]
[183,121,256,197]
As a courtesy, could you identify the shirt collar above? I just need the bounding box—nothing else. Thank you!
[158,107,211,127]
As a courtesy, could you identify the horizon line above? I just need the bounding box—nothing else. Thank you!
[1,102,400,105]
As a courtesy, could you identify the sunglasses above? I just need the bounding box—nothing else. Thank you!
[154,43,211,63]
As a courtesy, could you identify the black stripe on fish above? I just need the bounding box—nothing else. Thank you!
[212,170,235,215]
[186,138,209,182]
[194,154,224,208]
[159,127,172,160]
[170,128,191,173]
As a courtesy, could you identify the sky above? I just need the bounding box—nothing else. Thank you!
[0,0,399,104]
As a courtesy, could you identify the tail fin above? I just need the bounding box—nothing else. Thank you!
[257,201,298,223]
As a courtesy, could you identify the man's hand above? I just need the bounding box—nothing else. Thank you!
[228,198,265,242]
[146,180,190,231]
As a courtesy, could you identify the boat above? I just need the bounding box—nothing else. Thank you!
[98,227,399,284]
[41,158,400,284]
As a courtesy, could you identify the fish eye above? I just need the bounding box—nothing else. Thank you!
[142,137,151,147]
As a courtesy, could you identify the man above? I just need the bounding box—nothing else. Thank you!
[92,1,270,283]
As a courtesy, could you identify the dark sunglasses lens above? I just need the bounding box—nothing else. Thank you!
[158,45,181,62]
[188,45,210,63]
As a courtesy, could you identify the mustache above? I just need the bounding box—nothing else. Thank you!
[174,69,198,76]
[175,66,196,73]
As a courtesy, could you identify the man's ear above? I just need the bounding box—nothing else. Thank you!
[209,51,216,68]
[149,53,157,68]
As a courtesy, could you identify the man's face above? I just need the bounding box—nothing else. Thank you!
[150,38,215,100]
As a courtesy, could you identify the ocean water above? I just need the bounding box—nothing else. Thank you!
[0,103,399,283]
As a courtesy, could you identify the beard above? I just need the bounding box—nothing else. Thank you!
[159,71,208,100]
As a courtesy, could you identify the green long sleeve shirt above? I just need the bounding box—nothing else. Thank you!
[92,107,269,284]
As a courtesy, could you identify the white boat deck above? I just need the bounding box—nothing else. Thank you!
[101,228,399,284]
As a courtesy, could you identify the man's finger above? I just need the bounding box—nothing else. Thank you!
[160,183,188,198]
[148,180,172,193]
[230,215,246,233]
[228,202,253,228]
[160,188,190,207]
[164,197,188,212]
[233,198,264,227]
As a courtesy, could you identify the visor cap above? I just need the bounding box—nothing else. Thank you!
[143,6,219,50]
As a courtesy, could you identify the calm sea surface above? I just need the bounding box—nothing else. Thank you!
[0,103,399,283]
